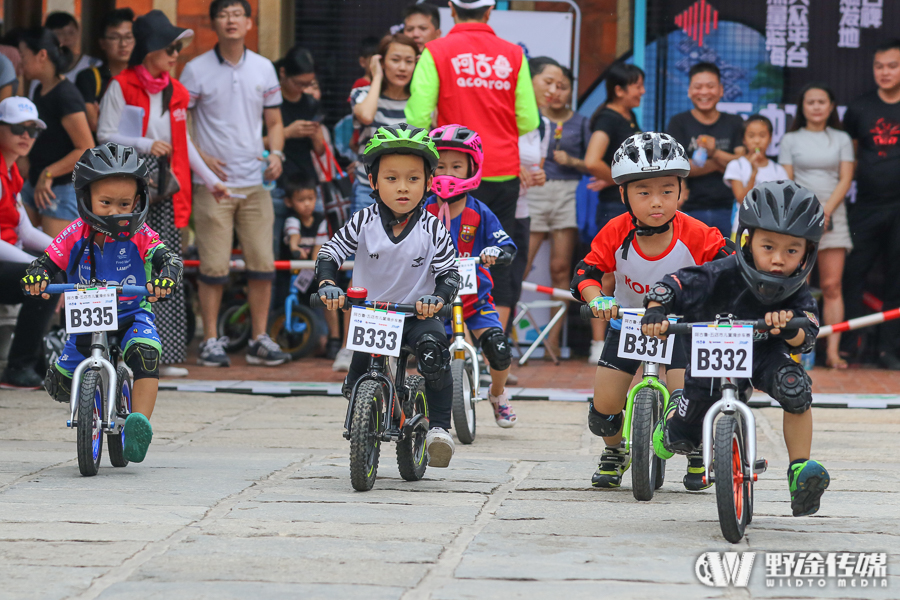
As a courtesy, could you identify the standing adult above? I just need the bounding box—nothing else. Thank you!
[350,33,419,215]
[406,0,540,327]
[842,39,900,369]
[98,10,227,377]
[779,83,854,370]
[583,62,644,363]
[402,3,442,52]
[0,97,55,389]
[27,13,102,97]
[180,0,290,368]
[0,54,16,100]
[666,62,744,236]
[76,8,134,132]
[18,27,93,238]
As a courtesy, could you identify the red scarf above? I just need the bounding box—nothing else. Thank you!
[0,153,23,245]
[133,64,170,95]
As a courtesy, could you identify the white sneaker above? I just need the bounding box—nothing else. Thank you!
[332,348,353,372]
[425,427,455,468]
[588,340,605,365]
[159,365,189,378]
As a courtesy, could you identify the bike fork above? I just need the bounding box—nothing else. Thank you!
[68,332,117,430]
[621,362,669,452]
[700,382,757,486]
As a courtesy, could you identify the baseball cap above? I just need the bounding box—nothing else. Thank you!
[0,97,47,129]
[450,0,496,8]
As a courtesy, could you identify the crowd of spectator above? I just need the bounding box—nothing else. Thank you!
[1,0,900,390]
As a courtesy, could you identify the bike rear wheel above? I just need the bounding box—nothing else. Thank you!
[349,380,383,491]
[268,304,319,359]
[451,358,476,444]
[77,371,104,477]
[397,375,428,481]
[107,366,131,468]
[631,387,665,501]
[714,415,748,543]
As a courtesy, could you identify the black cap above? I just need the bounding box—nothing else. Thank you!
[129,10,193,67]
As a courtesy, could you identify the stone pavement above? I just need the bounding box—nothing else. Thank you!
[1,389,898,599]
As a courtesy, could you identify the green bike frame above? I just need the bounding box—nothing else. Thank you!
[620,361,670,453]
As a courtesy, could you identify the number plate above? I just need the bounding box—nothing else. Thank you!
[346,306,405,357]
[292,269,316,294]
[616,310,674,365]
[64,288,118,334]
[458,259,477,296]
[690,325,754,377]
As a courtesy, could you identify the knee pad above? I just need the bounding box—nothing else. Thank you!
[416,333,450,385]
[479,327,511,371]
[124,343,160,380]
[588,402,623,437]
[44,367,72,403]
[773,362,812,414]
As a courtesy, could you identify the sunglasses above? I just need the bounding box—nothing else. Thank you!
[2,123,41,138]
[165,42,183,56]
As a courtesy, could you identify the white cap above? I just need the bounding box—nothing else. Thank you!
[450,0,496,8]
[0,97,47,129]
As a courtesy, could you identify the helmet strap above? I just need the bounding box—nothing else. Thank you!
[371,188,424,228]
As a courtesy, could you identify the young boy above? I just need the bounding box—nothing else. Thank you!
[22,142,183,464]
[316,124,460,467]
[641,180,829,516]
[424,124,518,427]
[571,132,729,489]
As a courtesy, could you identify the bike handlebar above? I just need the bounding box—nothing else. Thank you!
[42,284,151,297]
[310,293,452,319]
[665,317,809,335]
[579,304,642,321]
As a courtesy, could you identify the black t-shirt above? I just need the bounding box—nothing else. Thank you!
[74,64,112,105]
[30,79,86,187]
[844,91,900,208]
[279,93,320,184]
[667,111,744,211]
[590,107,640,203]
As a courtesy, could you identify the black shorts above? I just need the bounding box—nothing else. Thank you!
[598,326,689,375]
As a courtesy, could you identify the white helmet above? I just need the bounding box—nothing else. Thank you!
[611,132,690,185]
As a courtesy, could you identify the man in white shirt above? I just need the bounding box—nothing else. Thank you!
[180,0,288,367]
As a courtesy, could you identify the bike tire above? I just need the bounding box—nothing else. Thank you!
[397,375,428,481]
[107,366,131,468]
[77,371,104,477]
[714,415,748,543]
[631,387,661,501]
[217,303,251,352]
[268,305,320,359]
[349,380,383,491]
[450,358,476,444]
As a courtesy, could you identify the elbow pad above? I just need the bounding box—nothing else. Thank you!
[315,253,340,287]
[434,270,461,304]
[570,260,604,301]
[643,282,677,311]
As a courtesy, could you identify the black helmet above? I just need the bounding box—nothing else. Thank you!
[736,180,825,305]
[73,143,150,240]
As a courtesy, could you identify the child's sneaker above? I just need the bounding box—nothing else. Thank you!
[425,427,455,467]
[787,459,830,516]
[198,337,231,367]
[123,413,153,463]
[332,348,353,372]
[652,402,676,460]
[489,390,517,428]
[591,446,631,488]
[683,451,712,490]
[246,333,290,366]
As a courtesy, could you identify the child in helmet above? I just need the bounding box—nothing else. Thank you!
[571,132,729,490]
[424,124,518,428]
[315,123,460,467]
[641,180,828,516]
[21,142,184,464]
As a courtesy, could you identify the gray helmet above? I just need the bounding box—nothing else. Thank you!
[73,143,150,241]
[736,180,825,305]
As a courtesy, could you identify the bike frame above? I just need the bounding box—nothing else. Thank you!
[621,361,670,453]
[67,330,119,431]
[284,272,311,335]
[449,293,482,402]
[343,351,422,443]
[700,379,760,487]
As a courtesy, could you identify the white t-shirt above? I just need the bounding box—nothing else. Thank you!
[180,47,282,188]
[722,156,789,193]
[516,116,552,219]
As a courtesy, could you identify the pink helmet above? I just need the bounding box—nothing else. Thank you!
[429,124,484,200]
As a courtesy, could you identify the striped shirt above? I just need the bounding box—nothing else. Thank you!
[319,203,458,306]
[349,85,408,181]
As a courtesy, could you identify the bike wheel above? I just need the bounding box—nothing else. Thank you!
[349,380,383,491]
[107,366,132,468]
[218,303,251,352]
[450,358,476,444]
[77,371,104,477]
[714,415,748,543]
[268,305,320,359]
[397,375,428,481]
[631,387,664,501]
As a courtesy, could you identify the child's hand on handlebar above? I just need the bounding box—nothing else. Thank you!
[765,310,794,337]
[147,278,175,302]
[640,305,670,338]
[318,282,345,311]
[21,273,51,299]
[416,295,444,319]
[588,295,618,321]
[480,246,501,267]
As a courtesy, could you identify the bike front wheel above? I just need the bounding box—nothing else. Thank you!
[631,387,665,501]
[77,371,104,476]
[107,366,131,468]
[397,375,428,481]
[714,415,749,543]
[450,358,476,444]
[349,380,383,491]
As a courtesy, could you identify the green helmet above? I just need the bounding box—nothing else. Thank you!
[362,123,440,174]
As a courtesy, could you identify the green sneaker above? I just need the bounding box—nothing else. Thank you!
[123,413,153,463]
[683,451,712,491]
[591,446,631,488]
[653,402,676,460]
[788,460,829,516]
